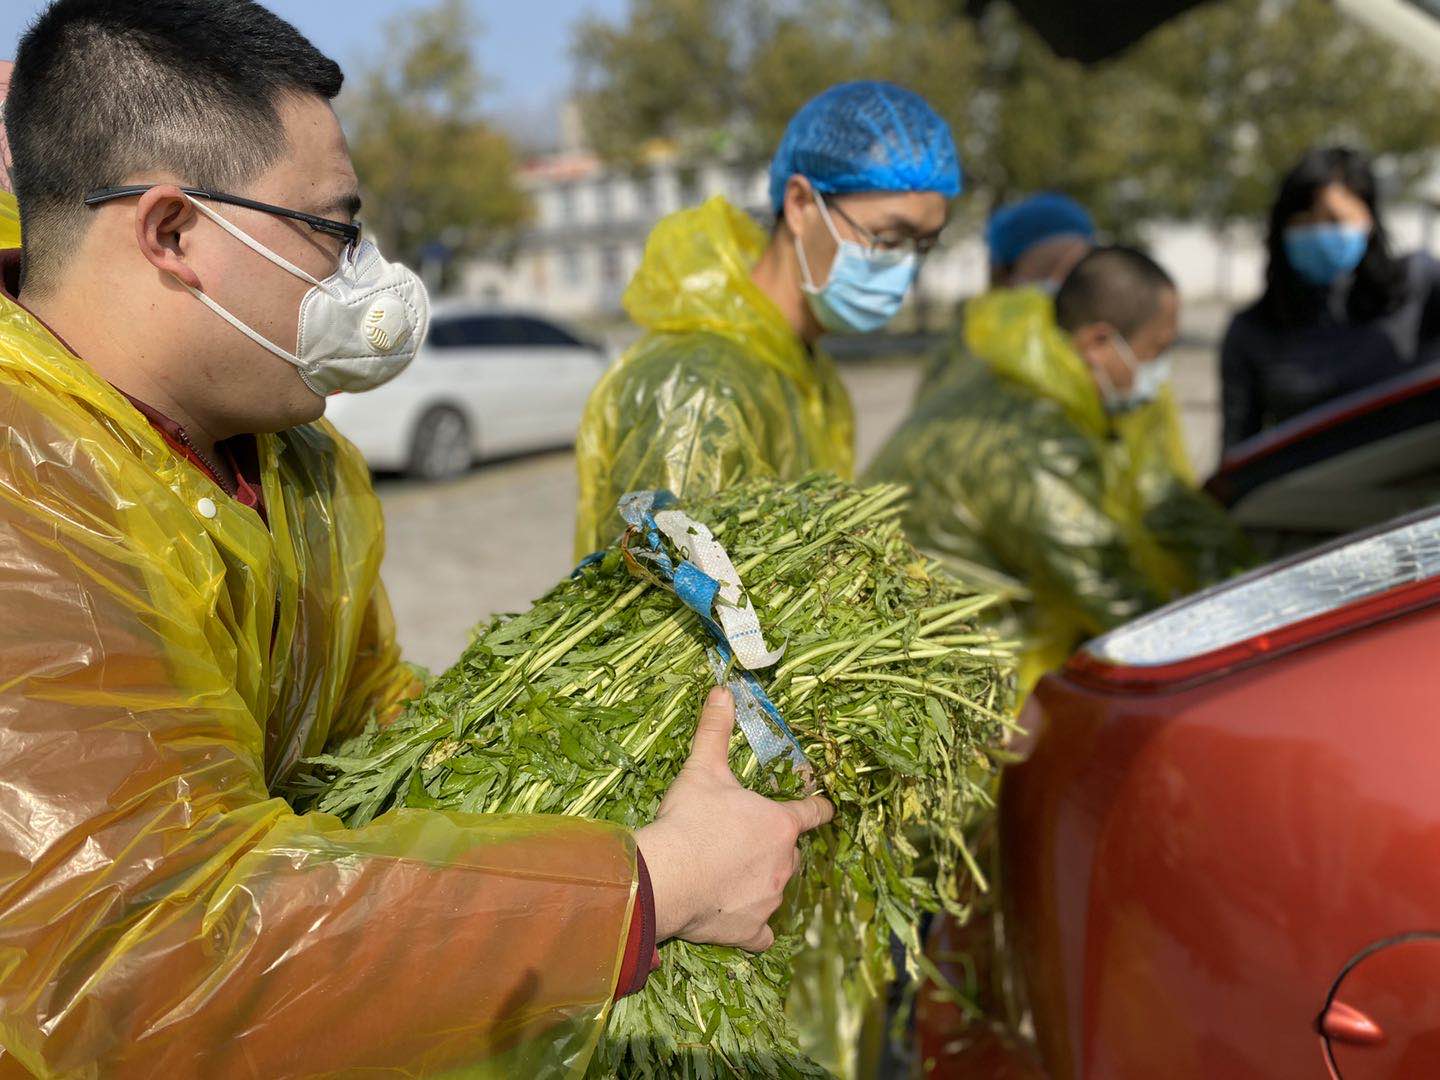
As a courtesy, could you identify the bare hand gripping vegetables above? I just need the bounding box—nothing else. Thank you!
[294,475,1015,1078]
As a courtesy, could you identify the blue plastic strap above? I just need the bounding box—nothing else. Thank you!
[571,550,607,576]
[612,490,809,770]
[672,561,721,618]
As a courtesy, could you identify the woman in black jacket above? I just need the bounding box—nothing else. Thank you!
[1220,146,1440,449]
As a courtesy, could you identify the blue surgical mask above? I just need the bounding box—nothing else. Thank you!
[795,196,918,334]
[1095,332,1171,414]
[1283,223,1370,286]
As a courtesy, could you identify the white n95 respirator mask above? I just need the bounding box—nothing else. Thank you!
[181,197,429,396]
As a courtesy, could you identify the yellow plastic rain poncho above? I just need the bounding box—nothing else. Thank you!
[573,196,854,557]
[0,197,639,1077]
[868,287,1251,694]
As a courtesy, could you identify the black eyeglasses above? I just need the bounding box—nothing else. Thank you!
[83,185,361,247]
[825,196,943,260]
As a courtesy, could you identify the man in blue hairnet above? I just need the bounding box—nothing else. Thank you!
[918,191,1097,397]
[574,80,961,556]
[987,191,1096,291]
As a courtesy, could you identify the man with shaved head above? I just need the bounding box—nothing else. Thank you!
[870,245,1249,695]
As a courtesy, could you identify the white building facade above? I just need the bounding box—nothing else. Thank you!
[460,152,772,320]
[460,151,1440,324]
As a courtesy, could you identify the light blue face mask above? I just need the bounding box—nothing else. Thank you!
[1283,223,1370,286]
[1096,331,1171,414]
[795,196,918,334]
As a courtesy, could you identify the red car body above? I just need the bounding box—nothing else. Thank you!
[917,367,1440,1078]
[1001,571,1440,1079]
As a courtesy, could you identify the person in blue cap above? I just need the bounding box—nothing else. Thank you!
[987,191,1096,291]
[574,80,961,555]
[914,191,1096,398]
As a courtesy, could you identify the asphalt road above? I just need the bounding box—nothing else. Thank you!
[378,318,1224,673]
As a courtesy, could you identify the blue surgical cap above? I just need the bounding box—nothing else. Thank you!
[985,193,1096,267]
[768,81,962,214]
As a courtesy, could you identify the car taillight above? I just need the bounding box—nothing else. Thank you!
[1068,507,1440,691]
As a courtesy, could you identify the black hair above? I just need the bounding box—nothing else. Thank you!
[1054,244,1175,337]
[1257,146,1408,329]
[6,0,343,294]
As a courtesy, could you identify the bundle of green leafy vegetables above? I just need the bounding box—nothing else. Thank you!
[295,475,1014,1078]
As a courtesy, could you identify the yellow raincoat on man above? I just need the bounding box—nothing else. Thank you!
[0,195,639,1077]
[868,287,1250,694]
[573,196,854,557]
[575,195,872,1076]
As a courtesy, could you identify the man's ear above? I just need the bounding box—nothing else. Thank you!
[1070,321,1110,366]
[135,185,202,289]
[782,174,816,234]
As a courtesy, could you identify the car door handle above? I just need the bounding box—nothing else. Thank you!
[1320,1000,1385,1046]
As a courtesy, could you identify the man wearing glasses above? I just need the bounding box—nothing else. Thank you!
[0,1,832,1074]
[572,80,961,557]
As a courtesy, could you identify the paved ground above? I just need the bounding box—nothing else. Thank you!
[378,309,1225,672]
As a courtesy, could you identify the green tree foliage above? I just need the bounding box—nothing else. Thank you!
[573,0,752,161]
[343,0,528,271]
[574,0,980,164]
[1114,0,1440,224]
[966,6,1134,218]
[572,0,1440,230]
[740,7,865,153]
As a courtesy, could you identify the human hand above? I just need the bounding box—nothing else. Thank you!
[635,687,833,952]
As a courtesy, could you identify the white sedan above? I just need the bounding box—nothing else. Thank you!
[324,305,609,480]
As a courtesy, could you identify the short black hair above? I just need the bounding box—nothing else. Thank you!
[1054,245,1176,337]
[6,0,343,295]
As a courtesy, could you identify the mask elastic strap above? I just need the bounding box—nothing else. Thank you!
[187,197,338,297]
[178,194,329,381]
[1091,358,1119,403]
[1090,334,1122,405]
[793,229,821,294]
[794,190,844,294]
[1112,331,1141,379]
[181,280,308,371]
[812,193,845,246]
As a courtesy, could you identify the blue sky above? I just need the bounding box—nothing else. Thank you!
[0,0,626,146]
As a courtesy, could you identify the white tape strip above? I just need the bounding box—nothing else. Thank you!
[653,509,785,670]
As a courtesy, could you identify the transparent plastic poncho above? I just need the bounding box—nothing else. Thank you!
[0,194,639,1077]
